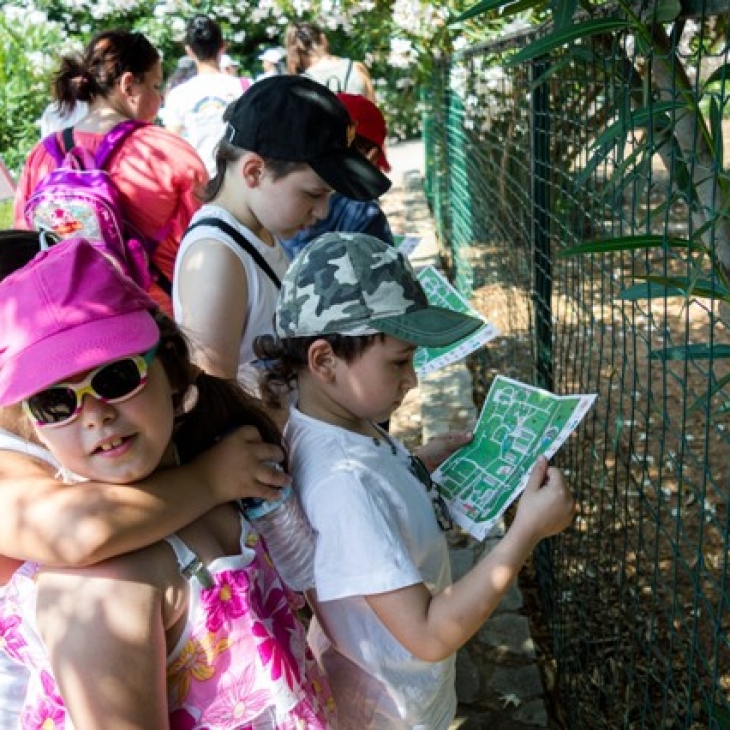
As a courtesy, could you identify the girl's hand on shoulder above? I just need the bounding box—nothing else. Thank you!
[414,430,473,473]
[514,456,576,541]
[194,426,291,503]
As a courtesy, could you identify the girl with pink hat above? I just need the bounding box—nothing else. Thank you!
[0,238,335,728]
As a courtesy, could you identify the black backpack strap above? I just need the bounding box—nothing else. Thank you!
[342,59,353,91]
[61,126,75,154]
[150,263,173,296]
[184,218,282,289]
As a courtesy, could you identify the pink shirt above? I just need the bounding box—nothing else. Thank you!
[1,519,336,728]
[14,125,208,314]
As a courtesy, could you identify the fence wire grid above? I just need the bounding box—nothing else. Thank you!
[423,8,730,729]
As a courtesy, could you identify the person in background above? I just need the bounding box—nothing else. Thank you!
[13,28,207,315]
[281,91,394,259]
[220,52,239,75]
[221,52,253,91]
[256,47,285,81]
[256,232,577,729]
[163,15,245,176]
[162,55,197,98]
[285,20,376,101]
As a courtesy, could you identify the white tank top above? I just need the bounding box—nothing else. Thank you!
[172,204,290,393]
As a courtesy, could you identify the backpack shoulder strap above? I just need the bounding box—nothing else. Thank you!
[343,59,354,90]
[41,130,68,165]
[95,119,147,168]
[61,127,75,154]
[41,126,92,168]
[185,218,282,289]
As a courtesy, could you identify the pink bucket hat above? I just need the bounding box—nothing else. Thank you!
[0,238,160,406]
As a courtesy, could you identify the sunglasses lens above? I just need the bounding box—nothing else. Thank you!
[27,357,146,427]
[27,388,78,425]
[91,359,143,400]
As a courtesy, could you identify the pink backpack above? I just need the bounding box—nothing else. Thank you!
[23,120,153,290]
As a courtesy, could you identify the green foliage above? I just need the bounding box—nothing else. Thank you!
[0,0,503,174]
[0,200,13,229]
[0,10,78,173]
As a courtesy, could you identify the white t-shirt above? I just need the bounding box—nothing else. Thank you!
[0,429,57,730]
[285,408,457,729]
[172,204,290,393]
[38,101,90,138]
[161,73,244,176]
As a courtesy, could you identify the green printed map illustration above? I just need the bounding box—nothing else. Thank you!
[433,375,596,540]
[414,267,498,376]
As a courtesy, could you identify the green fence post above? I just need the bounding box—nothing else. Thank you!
[531,56,553,391]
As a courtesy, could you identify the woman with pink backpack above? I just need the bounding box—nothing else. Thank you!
[13,28,207,315]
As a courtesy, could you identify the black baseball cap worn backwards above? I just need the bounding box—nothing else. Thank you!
[225,75,391,202]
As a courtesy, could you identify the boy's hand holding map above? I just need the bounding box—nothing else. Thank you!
[433,376,596,540]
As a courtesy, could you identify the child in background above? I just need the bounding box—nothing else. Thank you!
[0,239,334,728]
[285,21,376,101]
[163,15,247,176]
[281,92,395,260]
[173,74,390,395]
[256,232,577,729]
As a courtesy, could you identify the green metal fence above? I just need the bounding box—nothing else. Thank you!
[423,10,730,729]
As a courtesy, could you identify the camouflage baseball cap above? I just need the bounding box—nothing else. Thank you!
[275,232,483,347]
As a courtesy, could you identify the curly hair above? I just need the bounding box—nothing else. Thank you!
[253,332,382,410]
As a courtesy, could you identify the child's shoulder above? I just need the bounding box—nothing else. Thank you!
[286,410,398,482]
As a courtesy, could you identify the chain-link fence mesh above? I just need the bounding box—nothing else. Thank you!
[424,9,730,729]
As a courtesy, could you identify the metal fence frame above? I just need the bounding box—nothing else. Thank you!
[423,11,730,729]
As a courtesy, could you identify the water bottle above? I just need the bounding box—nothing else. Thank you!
[242,486,315,592]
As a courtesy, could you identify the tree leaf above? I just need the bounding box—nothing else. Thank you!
[559,235,700,256]
[654,0,681,22]
[553,0,577,30]
[449,0,531,24]
[505,18,634,66]
[649,344,730,361]
[618,276,730,301]
[703,63,730,89]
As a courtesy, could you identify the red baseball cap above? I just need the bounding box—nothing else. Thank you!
[337,93,391,173]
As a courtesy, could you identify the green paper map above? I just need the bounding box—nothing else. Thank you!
[414,266,499,376]
[433,375,596,540]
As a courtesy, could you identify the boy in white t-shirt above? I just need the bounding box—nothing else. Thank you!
[255,232,578,728]
[162,15,245,175]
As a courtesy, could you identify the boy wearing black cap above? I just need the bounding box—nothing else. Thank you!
[173,75,390,397]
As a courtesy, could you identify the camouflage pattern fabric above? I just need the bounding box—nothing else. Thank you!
[276,232,427,338]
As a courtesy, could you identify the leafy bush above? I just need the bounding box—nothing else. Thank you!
[0,200,13,229]
[0,0,490,175]
[0,8,84,173]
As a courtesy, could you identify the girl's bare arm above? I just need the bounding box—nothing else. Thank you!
[0,426,290,566]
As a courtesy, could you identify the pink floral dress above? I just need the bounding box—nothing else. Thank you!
[0,517,336,729]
